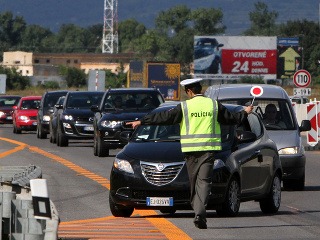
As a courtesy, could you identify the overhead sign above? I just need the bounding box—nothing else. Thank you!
[293,69,311,88]
[293,88,311,96]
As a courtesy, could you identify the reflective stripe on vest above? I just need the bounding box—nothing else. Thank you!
[180,97,221,152]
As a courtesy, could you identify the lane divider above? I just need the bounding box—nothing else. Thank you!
[0,137,192,240]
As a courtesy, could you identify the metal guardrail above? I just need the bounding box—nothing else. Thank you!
[0,165,59,240]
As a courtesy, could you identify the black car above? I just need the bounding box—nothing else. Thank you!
[91,88,165,157]
[109,103,282,217]
[0,95,21,124]
[37,90,68,139]
[53,91,104,147]
[49,96,66,143]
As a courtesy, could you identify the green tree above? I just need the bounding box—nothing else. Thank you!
[118,19,146,52]
[192,8,226,35]
[0,66,30,90]
[59,66,87,87]
[0,11,26,47]
[243,1,278,36]
[85,24,103,53]
[20,25,53,52]
[55,24,88,52]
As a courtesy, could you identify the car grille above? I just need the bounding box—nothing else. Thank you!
[29,116,37,120]
[140,161,185,186]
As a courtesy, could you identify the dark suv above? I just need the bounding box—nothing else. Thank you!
[91,88,165,157]
[53,91,104,147]
[37,90,68,139]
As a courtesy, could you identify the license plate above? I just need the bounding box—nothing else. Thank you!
[32,122,37,126]
[146,197,173,206]
[84,126,94,131]
[6,116,12,120]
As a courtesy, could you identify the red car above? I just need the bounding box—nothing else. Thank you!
[0,95,21,124]
[12,96,42,134]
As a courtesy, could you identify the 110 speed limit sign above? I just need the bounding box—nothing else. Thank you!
[293,69,311,88]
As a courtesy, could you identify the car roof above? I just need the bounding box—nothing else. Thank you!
[20,96,42,100]
[205,84,290,100]
[107,88,161,93]
[0,95,21,98]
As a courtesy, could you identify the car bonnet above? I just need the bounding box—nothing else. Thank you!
[266,130,300,151]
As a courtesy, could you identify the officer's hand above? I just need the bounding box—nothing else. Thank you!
[126,120,141,129]
[244,105,254,114]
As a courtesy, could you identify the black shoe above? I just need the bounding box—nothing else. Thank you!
[194,216,207,229]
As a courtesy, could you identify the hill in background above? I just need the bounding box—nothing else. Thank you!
[0,0,319,35]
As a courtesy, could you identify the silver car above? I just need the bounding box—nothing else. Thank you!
[205,84,311,190]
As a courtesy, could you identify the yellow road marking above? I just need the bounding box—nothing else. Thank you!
[0,137,192,240]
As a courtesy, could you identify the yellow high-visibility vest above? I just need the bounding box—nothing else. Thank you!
[180,97,221,152]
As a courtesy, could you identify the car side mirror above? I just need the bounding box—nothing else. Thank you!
[120,131,132,143]
[237,130,257,144]
[299,120,311,132]
[90,105,100,112]
[55,104,63,109]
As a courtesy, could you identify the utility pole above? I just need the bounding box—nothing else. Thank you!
[102,0,118,53]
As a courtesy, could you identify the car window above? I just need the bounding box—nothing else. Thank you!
[44,93,67,108]
[220,99,295,130]
[103,92,162,112]
[133,124,180,141]
[0,97,20,107]
[21,100,41,110]
[247,114,262,137]
[67,92,104,109]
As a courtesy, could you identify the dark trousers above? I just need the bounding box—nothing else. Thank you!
[184,151,214,221]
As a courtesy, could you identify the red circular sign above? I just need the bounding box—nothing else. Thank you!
[293,70,311,88]
[250,86,263,97]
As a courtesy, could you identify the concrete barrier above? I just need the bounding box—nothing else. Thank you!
[0,165,59,240]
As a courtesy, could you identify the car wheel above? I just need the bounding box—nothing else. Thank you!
[37,124,47,139]
[49,123,55,143]
[283,174,305,191]
[13,124,17,133]
[57,124,68,147]
[160,209,176,215]
[93,134,98,156]
[216,176,240,217]
[97,136,109,157]
[109,194,134,217]
[260,173,281,214]
[16,128,22,134]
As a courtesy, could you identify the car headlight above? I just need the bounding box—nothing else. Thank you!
[18,116,29,121]
[213,159,225,170]
[114,158,134,174]
[63,115,73,121]
[43,115,51,121]
[0,111,5,117]
[100,120,122,128]
[278,147,299,155]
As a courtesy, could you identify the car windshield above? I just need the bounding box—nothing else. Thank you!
[0,97,20,107]
[66,92,104,109]
[44,93,67,108]
[102,92,163,112]
[219,99,295,130]
[21,99,40,110]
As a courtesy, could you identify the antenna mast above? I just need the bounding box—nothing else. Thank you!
[102,0,118,53]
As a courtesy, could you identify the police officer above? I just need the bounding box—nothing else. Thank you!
[126,78,253,229]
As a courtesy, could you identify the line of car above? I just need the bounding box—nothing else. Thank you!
[0,83,311,219]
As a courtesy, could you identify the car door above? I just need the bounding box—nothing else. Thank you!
[234,114,264,197]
